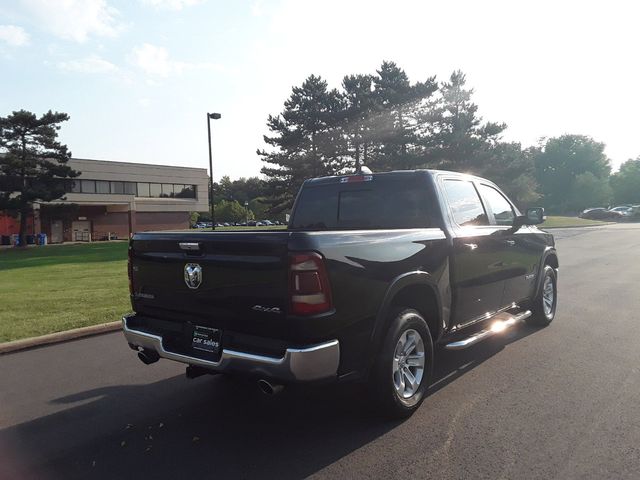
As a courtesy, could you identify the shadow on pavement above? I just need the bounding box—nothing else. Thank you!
[0,324,541,480]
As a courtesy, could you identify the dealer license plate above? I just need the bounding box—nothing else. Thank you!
[191,325,221,354]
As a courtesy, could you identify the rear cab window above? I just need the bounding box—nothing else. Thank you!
[289,173,432,230]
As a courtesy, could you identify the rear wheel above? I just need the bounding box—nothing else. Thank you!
[527,265,557,327]
[368,309,433,418]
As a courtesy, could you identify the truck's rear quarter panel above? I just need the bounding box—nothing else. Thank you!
[289,229,449,374]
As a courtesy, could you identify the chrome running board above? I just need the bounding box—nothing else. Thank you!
[444,310,531,350]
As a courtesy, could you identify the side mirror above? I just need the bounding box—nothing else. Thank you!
[525,207,545,225]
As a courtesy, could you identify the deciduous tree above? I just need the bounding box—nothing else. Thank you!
[534,135,611,212]
[610,158,640,205]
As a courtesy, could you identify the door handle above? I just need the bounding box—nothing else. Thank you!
[463,243,478,251]
[505,240,516,246]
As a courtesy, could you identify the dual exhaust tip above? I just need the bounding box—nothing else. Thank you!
[136,348,284,395]
[137,348,159,365]
[257,379,284,396]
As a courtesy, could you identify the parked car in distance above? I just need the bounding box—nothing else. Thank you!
[579,208,622,220]
[124,169,558,418]
[247,220,257,226]
[609,206,634,217]
[263,220,273,226]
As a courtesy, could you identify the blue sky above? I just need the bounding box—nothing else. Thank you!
[1,0,638,179]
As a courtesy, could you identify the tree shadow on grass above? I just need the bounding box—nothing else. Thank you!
[0,324,541,480]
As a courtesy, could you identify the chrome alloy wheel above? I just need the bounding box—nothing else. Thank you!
[392,328,425,399]
[543,275,555,316]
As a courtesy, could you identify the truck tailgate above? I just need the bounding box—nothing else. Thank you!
[130,231,291,338]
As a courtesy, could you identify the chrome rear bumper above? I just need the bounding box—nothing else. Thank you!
[122,316,340,382]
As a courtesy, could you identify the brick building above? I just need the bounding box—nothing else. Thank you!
[0,158,209,242]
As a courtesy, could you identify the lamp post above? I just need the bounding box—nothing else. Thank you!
[244,200,249,225]
[207,112,222,230]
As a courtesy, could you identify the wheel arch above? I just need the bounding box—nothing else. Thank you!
[367,272,443,369]
[534,248,559,298]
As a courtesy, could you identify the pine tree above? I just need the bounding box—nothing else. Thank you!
[419,71,506,171]
[0,110,78,245]
[341,74,376,172]
[369,61,437,170]
[259,75,345,212]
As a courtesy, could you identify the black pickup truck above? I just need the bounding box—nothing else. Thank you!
[123,170,558,417]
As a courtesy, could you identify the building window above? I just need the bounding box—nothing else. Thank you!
[149,183,162,197]
[81,180,96,193]
[137,182,150,197]
[66,179,195,198]
[111,181,124,194]
[124,182,136,195]
[96,181,110,194]
[161,184,174,197]
[176,185,196,198]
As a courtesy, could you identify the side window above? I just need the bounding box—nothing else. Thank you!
[442,180,488,226]
[478,184,515,226]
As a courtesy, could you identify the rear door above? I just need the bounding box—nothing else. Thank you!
[440,177,510,328]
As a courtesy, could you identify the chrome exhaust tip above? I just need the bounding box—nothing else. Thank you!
[137,348,160,365]
[257,379,284,395]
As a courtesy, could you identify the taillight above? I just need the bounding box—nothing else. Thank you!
[289,252,333,315]
[127,243,134,296]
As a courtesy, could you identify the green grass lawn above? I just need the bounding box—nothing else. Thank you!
[0,242,130,343]
[541,216,609,228]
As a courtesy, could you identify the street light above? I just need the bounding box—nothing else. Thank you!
[244,200,249,225]
[207,112,222,230]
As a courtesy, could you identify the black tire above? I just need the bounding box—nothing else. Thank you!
[527,265,557,327]
[368,309,434,418]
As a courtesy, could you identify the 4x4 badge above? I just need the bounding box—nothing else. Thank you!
[184,263,202,289]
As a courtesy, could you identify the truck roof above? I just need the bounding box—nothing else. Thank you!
[303,169,486,186]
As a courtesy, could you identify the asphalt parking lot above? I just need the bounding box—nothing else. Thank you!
[2,223,640,479]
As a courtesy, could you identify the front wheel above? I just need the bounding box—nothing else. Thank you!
[527,265,557,327]
[368,309,433,418]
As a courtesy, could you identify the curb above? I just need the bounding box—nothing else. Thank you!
[0,321,122,355]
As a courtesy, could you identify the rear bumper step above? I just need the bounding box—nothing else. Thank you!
[122,315,340,382]
[444,310,531,350]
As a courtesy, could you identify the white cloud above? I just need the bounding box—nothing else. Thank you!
[57,54,117,73]
[129,43,224,77]
[0,25,30,46]
[140,0,203,10]
[130,43,173,76]
[251,0,264,16]
[22,0,122,42]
